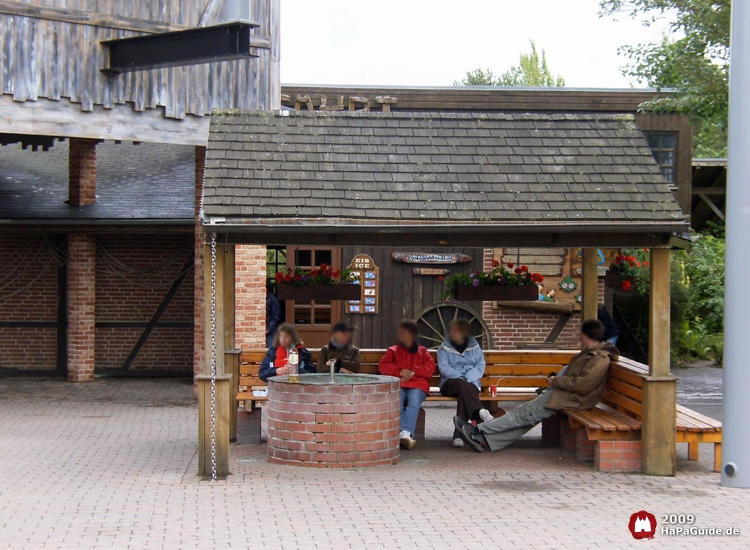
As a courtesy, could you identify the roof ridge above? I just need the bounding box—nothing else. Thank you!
[211,110,636,122]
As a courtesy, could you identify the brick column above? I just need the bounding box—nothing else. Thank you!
[235,245,268,349]
[194,146,206,379]
[68,138,98,206]
[67,234,96,382]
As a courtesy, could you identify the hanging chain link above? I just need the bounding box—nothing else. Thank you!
[209,234,218,482]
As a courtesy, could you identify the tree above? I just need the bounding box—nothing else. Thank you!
[454,41,565,87]
[600,0,730,157]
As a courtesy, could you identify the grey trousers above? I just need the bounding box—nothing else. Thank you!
[478,388,556,452]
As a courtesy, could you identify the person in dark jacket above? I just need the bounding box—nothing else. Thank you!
[454,319,619,453]
[317,322,361,373]
[437,319,494,448]
[598,304,619,344]
[266,284,281,349]
[379,319,436,450]
[259,323,315,382]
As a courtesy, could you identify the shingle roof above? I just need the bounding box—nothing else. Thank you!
[203,111,687,236]
[0,141,195,224]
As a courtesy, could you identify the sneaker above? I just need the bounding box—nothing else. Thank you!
[399,431,416,450]
[478,409,494,423]
[453,415,485,453]
[453,437,465,448]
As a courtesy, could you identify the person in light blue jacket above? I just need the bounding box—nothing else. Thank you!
[437,319,494,448]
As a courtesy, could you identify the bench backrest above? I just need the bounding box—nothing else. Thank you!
[600,358,648,419]
[238,348,577,393]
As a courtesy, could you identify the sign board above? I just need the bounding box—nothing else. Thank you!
[412,268,450,276]
[346,254,379,314]
[391,252,471,265]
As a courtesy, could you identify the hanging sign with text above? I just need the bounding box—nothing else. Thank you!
[391,252,471,265]
[346,254,379,314]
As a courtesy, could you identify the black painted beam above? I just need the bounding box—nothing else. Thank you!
[102,21,263,74]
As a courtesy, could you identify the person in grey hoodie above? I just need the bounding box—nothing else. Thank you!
[437,319,494,447]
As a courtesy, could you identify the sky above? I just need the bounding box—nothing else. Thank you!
[280,0,674,89]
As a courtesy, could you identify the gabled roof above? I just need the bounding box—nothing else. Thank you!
[0,141,195,226]
[202,111,687,247]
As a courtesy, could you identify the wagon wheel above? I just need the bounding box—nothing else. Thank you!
[414,302,492,350]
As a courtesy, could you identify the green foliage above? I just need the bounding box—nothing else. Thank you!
[600,0,730,157]
[684,233,725,334]
[454,41,565,87]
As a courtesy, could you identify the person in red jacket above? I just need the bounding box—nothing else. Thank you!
[379,319,436,450]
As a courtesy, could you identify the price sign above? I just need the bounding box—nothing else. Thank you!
[346,254,379,314]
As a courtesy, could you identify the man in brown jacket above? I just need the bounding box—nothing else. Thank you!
[454,319,619,452]
[316,323,361,374]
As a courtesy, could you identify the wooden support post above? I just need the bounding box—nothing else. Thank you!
[197,374,232,477]
[225,350,241,441]
[581,248,599,321]
[648,249,671,377]
[642,247,677,476]
[203,240,225,375]
[223,245,235,352]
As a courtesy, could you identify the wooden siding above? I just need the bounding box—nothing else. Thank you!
[281,85,673,113]
[635,112,693,215]
[340,246,484,349]
[0,0,279,123]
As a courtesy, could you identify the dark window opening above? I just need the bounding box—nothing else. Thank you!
[645,133,677,184]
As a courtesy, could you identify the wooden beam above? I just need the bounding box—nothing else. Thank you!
[0,0,189,34]
[197,374,232,477]
[642,377,677,476]
[691,187,726,195]
[223,245,236,352]
[648,248,671,377]
[0,95,209,146]
[581,248,599,321]
[204,240,226,375]
[698,194,726,221]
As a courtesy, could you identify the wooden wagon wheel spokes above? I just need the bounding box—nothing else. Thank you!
[414,301,492,350]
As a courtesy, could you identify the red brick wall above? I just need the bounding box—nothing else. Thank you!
[68,138,97,207]
[95,235,194,372]
[235,245,267,350]
[68,234,96,381]
[0,235,59,371]
[194,146,206,377]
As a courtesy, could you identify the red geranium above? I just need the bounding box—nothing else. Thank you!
[520,265,529,273]
[283,274,293,283]
[621,280,632,291]
[531,273,544,283]
[514,268,522,275]
[491,259,500,267]
[319,264,328,270]
[275,272,283,282]
[437,276,444,282]
[506,262,514,269]
[643,261,649,267]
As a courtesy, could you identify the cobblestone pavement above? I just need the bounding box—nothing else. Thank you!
[0,375,746,550]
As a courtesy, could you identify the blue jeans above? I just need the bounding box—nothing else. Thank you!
[400,388,427,436]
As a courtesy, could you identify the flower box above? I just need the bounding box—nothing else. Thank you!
[604,272,633,291]
[276,284,361,301]
[454,284,538,302]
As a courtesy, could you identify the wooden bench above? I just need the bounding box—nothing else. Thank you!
[234,349,722,473]
[561,356,722,472]
[235,349,574,443]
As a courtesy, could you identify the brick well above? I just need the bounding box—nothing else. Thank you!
[267,375,400,468]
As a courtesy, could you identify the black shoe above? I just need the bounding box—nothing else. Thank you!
[453,415,485,453]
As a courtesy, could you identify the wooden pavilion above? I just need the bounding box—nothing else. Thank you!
[199,109,688,476]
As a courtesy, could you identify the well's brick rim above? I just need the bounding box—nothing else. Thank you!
[267,375,400,468]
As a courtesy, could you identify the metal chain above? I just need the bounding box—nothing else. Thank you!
[209,234,218,482]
